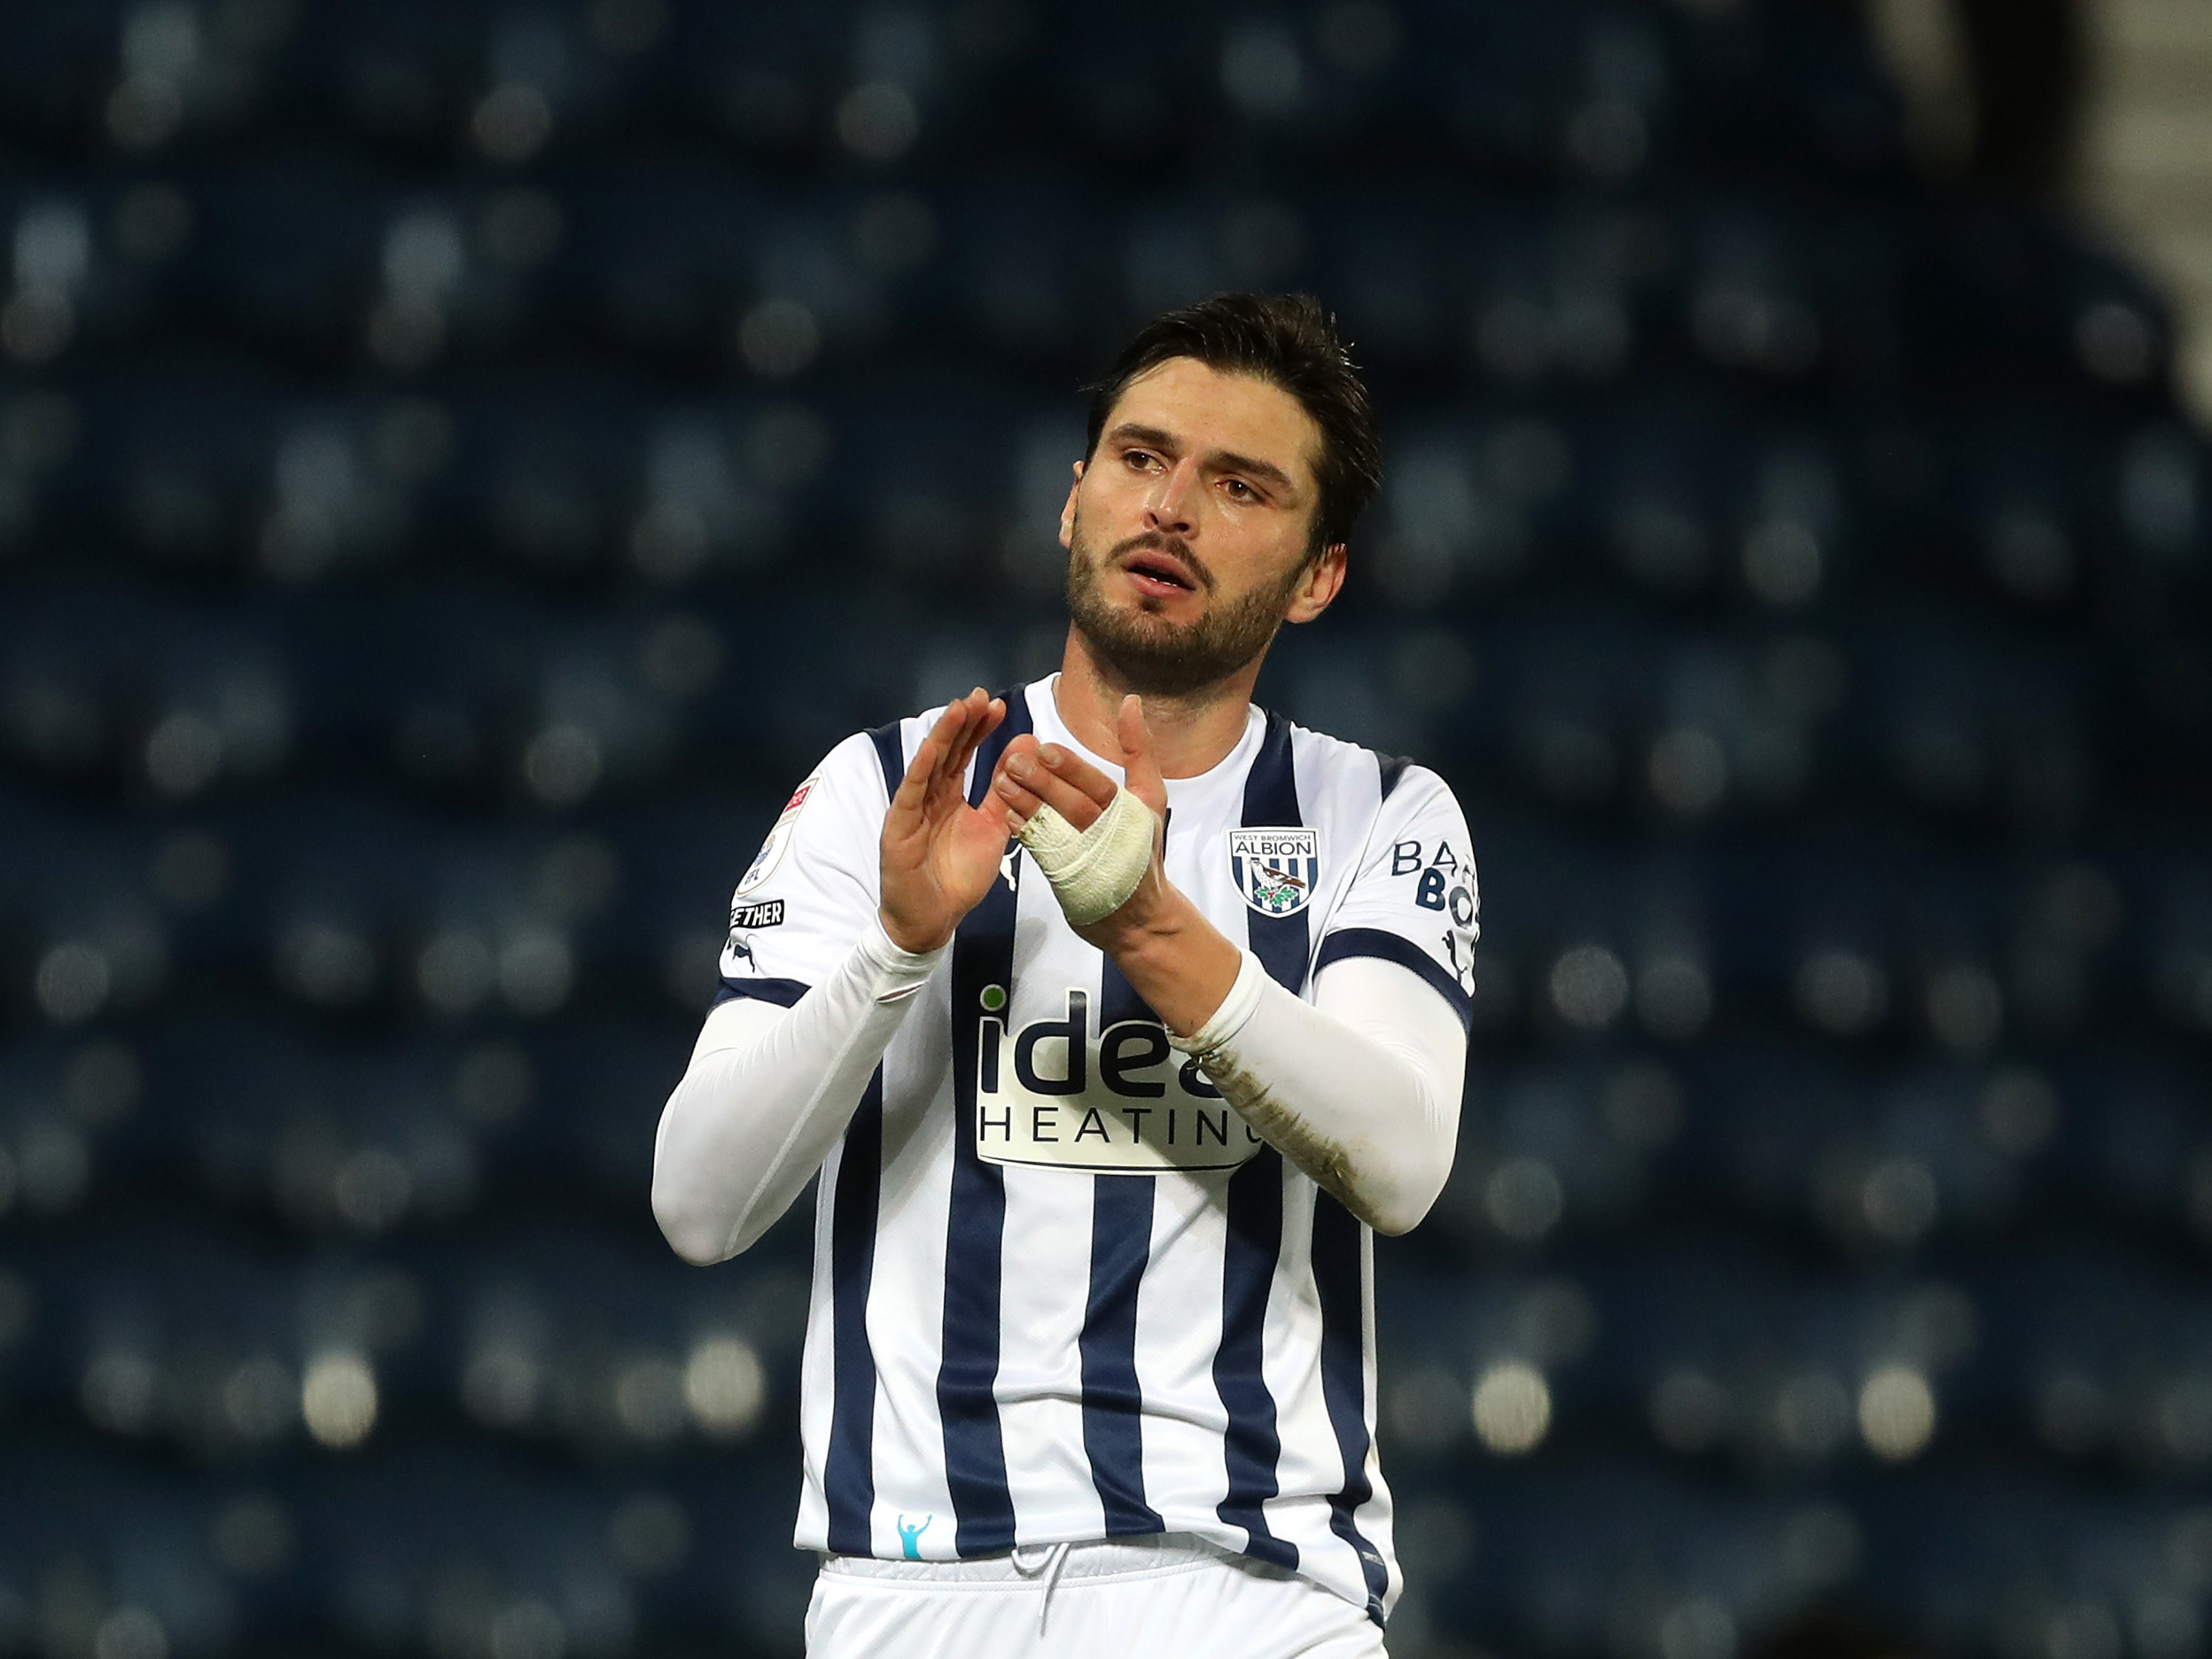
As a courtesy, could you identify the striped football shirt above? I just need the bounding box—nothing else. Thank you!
[715,675,1478,1625]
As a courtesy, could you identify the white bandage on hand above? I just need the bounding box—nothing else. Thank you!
[1013,786,1158,925]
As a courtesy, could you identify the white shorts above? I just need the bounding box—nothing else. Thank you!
[804,1532,1389,1659]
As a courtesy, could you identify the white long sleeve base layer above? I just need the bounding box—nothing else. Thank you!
[1167,947,1464,1235]
[650,930,1466,1265]
[652,917,943,1265]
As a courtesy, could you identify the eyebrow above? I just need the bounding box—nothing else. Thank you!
[1105,422,1298,496]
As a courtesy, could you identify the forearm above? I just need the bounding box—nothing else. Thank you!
[650,918,940,1264]
[1174,953,1466,1235]
[1094,885,1245,1038]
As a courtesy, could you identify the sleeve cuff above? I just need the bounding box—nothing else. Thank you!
[1167,948,1268,1057]
[858,913,946,1003]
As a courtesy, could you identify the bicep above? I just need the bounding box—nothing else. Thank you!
[1312,954,1468,1101]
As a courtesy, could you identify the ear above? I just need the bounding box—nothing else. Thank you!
[1057,459,1085,550]
[1284,543,1347,625]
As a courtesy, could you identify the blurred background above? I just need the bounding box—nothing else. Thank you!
[0,0,2208,1655]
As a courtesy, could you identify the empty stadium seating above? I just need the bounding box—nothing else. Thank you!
[0,0,2207,1655]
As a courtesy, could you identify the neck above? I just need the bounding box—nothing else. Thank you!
[1054,626,1266,778]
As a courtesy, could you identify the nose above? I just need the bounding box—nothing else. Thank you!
[1142,457,1199,538]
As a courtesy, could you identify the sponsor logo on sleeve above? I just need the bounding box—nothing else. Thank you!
[1227,827,1320,917]
[725,898,787,971]
[733,780,814,896]
[1389,837,1479,989]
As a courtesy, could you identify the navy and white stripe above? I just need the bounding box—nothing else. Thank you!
[1313,1196,1389,1624]
[816,720,911,1554]
[939,693,1032,1554]
[1211,711,1305,1571]
[1081,952,1166,1535]
[822,1067,884,1554]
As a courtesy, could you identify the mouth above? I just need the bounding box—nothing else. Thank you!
[1120,549,1200,598]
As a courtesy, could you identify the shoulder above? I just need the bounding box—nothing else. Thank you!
[1274,713,1464,825]
[839,689,967,803]
[861,680,1045,791]
[816,727,904,805]
[753,723,907,862]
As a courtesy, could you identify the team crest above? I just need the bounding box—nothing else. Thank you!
[1227,828,1320,917]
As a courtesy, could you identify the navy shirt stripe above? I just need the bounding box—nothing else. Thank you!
[1313,926,1474,1032]
[867,719,906,798]
[1215,1150,1295,1569]
[1239,712,1312,996]
[1313,1195,1390,1627]
[938,689,1031,1556]
[1211,709,1305,1571]
[823,1067,885,1554]
[817,719,909,1555]
[713,976,809,1009]
[1080,954,1166,1535]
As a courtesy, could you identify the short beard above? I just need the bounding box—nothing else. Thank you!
[1064,519,1299,700]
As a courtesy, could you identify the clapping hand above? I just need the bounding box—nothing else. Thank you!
[990,694,1171,942]
[876,688,1012,954]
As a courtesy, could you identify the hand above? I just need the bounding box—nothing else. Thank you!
[990,696,1238,1034]
[991,695,1167,925]
[877,688,1012,954]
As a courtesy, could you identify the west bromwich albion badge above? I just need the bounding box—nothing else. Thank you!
[1227,827,1320,917]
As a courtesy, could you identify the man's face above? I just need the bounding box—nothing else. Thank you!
[1060,356,1344,697]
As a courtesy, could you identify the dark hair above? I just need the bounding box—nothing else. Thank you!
[1083,292,1382,559]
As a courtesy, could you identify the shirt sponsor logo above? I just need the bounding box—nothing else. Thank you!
[728,899,785,930]
[1391,837,1479,990]
[975,988,1265,1172]
[1227,827,1320,917]
[734,781,814,895]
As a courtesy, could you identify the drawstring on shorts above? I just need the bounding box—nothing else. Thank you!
[1009,1540,1074,1635]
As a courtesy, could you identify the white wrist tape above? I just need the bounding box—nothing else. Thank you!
[1013,785,1157,925]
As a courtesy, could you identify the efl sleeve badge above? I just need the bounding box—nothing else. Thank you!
[733,779,814,895]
